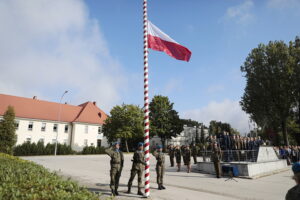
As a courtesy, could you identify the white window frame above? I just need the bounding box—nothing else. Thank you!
[98,126,102,134]
[84,139,88,146]
[26,137,31,143]
[15,120,19,130]
[64,125,69,133]
[53,124,58,132]
[41,123,46,132]
[85,125,88,134]
[28,122,33,131]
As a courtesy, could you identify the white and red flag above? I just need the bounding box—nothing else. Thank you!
[147,20,192,62]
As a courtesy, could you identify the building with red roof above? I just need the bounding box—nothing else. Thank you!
[0,93,109,151]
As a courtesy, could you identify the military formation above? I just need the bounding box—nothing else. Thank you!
[206,132,265,162]
[105,142,167,197]
[167,144,198,173]
[105,133,265,197]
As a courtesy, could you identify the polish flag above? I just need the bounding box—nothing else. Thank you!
[147,21,192,62]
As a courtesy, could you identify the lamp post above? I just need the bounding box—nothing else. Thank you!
[54,90,68,156]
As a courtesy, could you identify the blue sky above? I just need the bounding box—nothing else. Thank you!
[0,0,300,133]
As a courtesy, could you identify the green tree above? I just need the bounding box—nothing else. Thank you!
[103,104,144,152]
[0,106,17,154]
[149,95,183,149]
[240,40,294,145]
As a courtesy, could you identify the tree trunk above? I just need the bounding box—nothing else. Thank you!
[282,120,289,146]
[161,137,167,152]
[125,139,129,153]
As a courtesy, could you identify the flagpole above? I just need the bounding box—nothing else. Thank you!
[143,0,150,197]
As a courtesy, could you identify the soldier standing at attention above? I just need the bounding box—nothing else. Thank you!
[168,144,175,167]
[127,142,146,196]
[191,143,198,164]
[105,142,124,196]
[211,143,222,178]
[175,145,182,172]
[153,145,166,190]
[185,145,192,173]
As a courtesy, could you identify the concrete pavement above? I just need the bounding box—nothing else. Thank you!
[23,154,294,200]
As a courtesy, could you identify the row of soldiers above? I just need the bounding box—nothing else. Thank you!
[207,132,264,151]
[105,142,166,197]
[168,144,198,173]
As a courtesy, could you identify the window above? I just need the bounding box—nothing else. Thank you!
[41,123,46,132]
[97,139,102,147]
[15,120,19,130]
[64,125,69,133]
[52,139,57,144]
[98,126,102,134]
[26,137,31,143]
[28,122,33,131]
[85,125,88,134]
[63,139,68,144]
[53,124,58,132]
[84,139,88,146]
[39,138,44,143]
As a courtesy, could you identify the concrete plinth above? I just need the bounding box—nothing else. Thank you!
[197,146,288,178]
[197,160,288,178]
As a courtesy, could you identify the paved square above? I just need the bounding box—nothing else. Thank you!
[23,154,294,200]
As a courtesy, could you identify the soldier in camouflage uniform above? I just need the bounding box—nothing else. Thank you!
[153,145,166,190]
[127,142,146,196]
[191,143,198,164]
[168,145,175,167]
[175,145,182,172]
[185,145,192,173]
[211,143,222,178]
[105,142,124,196]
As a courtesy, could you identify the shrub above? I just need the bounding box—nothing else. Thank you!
[0,153,99,200]
[0,106,17,154]
[14,142,75,156]
[82,146,106,154]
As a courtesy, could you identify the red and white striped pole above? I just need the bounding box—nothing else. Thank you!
[143,0,150,197]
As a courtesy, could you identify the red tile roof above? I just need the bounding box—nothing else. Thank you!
[0,94,107,125]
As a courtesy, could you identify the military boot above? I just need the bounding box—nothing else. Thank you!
[137,188,144,196]
[111,189,116,196]
[158,184,162,190]
[127,186,131,194]
[161,185,166,190]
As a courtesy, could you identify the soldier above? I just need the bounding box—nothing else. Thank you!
[153,145,166,190]
[168,144,175,167]
[191,143,198,164]
[211,143,222,178]
[127,142,146,196]
[185,145,192,173]
[285,162,300,200]
[105,142,124,196]
[175,145,182,172]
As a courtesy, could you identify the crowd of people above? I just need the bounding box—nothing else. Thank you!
[274,146,300,164]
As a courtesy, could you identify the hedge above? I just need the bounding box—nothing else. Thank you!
[81,146,106,155]
[0,153,100,200]
[13,142,75,156]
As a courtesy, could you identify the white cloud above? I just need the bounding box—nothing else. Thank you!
[182,99,250,134]
[224,0,254,25]
[0,0,126,111]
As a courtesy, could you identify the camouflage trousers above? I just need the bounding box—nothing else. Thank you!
[156,165,165,185]
[128,168,143,189]
[110,166,122,190]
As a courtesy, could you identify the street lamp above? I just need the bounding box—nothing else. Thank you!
[54,90,68,156]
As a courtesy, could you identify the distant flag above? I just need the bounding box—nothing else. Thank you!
[147,20,192,62]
